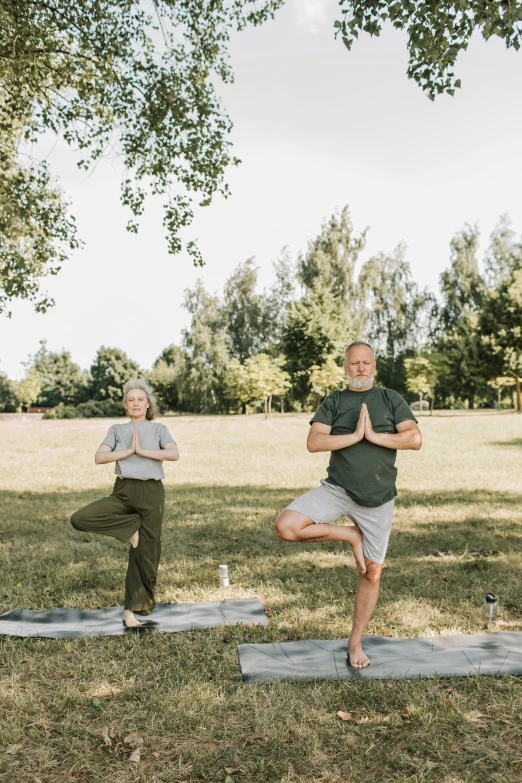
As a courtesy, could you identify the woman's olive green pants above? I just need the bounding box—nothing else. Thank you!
[70,477,164,615]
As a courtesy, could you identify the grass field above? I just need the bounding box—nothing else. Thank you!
[1,411,521,783]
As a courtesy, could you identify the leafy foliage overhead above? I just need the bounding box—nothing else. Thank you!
[335,1,522,99]
[0,0,282,309]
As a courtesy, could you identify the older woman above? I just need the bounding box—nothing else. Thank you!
[71,379,179,630]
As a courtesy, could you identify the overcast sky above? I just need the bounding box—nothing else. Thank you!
[1,0,522,379]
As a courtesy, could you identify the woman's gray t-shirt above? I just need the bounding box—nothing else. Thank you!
[102,421,175,480]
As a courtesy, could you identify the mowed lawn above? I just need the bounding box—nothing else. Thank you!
[0,411,521,783]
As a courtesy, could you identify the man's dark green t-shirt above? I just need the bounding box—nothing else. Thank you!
[310,386,418,508]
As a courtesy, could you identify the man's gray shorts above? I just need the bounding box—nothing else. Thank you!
[284,480,394,564]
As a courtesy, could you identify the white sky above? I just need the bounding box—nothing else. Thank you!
[1,0,522,379]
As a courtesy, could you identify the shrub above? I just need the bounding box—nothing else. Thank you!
[42,399,124,419]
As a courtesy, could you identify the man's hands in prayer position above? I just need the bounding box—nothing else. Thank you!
[307,403,421,453]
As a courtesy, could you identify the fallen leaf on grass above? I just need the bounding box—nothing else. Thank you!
[465,711,488,725]
[124,733,143,749]
[152,751,160,758]
[336,711,352,721]
[380,628,388,636]
[225,768,241,774]
[355,717,370,725]
[101,727,112,747]
[5,745,23,754]
[124,732,144,762]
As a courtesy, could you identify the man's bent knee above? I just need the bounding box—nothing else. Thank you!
[360,563,382,585]
[275,511,304,542]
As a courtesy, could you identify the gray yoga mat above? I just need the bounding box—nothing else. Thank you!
[238,632,522,683]
[0,598,267,639]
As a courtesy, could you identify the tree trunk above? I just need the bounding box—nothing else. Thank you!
[419,393,423,415]
[430,395,434,416]
[281,397,284,414]
[497,389,501,410]
[517,378,521,412]
[268,395,272,417]
[264,396,268,419]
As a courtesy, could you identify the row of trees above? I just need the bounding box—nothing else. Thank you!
[1,207,521,416]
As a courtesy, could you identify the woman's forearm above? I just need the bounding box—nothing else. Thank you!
[137,448,179,462]
[95,448,133,464]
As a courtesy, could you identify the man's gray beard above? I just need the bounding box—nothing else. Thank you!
[348,374,375,390]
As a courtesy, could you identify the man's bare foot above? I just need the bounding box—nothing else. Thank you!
[129,530,139,549]
[123,609,141,628]
[348,642,370,668]
[345,526,366,574]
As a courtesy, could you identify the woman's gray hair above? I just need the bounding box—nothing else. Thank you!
[122,378,159,421]
[345,340,375,358]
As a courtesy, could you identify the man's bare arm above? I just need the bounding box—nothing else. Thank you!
[307,406,366,453]
[365,416,422,450]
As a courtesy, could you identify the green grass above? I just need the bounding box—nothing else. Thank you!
[0,411,521,783]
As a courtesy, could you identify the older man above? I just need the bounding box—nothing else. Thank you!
[275,341,422,668]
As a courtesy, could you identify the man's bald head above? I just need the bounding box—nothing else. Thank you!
[345,341,375,360]
[344,341,376,390]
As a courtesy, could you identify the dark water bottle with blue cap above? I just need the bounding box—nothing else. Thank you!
[484,593,497,626]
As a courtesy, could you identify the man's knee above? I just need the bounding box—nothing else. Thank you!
[275,513,298,542]
[360,563,382,585]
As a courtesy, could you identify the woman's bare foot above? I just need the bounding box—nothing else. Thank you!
[129,530,139,549]
[344,526,366,574]
[348,642,370,668]
[123,609,141,628]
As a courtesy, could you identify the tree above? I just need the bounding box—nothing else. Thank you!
[264,247,298,353]
[244,353,291,418]
[0,145,80,314]
[0,370,17,412]
[282,289,353,405]
[150,344,188,412]
[90,347,141,402]
[487,376,515,409]
[27,340,88,406]
[404,354,437,414]
[484,214,522,288]
[283,207,366,406]
[225,353,290,416]
[224,359,253,412]
[14,369,41,412]
[335,1,522,100]
[359,244,435,393]
[309,357,346,403]
[480,268,522,411]
[435,224,487,408]
[181,280,230,413]
[0,0,283,310]
[223,258,271,362]
[298,206,367,306]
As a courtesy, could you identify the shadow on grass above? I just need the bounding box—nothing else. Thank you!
[488,438,522,448]
[1,484,521,631]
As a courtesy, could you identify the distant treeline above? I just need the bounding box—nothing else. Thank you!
[1,206,521,417]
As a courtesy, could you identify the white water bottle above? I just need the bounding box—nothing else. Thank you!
[219,564,229,587]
